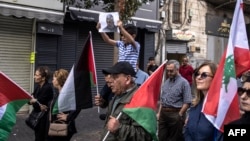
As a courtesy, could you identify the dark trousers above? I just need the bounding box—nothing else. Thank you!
[34,113,48,141]
[158,109,184,141]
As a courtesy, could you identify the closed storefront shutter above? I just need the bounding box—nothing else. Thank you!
[59,22,77,70]
[143,31,155,71]
[61,21,114,94]
[77,22,114,99]
[166,41,187,54]
[0,15,33,93]
[135,29,156,71]
[36,34,59,72]
[36,20,114,103]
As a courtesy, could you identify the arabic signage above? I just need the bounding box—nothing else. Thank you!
[166,29,195,41]
[206,14,232,37]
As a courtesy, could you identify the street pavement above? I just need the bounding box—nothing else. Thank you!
[8,106,106,141]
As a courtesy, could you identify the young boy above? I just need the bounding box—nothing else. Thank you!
[96,20,140,71]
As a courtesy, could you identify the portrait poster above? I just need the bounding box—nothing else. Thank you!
[99,12,119,33]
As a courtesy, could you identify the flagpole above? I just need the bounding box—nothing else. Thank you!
[102,112,122,141]
[89,31,100,113]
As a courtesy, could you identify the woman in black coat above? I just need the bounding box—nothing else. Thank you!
[28,66,53,141]
[48,69,81,141]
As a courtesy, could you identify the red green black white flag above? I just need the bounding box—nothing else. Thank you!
[53,31,96,114]
[0,71,31,141]
[123,60,167,141]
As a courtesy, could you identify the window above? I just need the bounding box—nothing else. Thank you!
[172,0,181,24]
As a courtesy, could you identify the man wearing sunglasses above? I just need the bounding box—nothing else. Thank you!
[157,59,192,141]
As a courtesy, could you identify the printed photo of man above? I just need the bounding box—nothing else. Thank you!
[99,12,119,33]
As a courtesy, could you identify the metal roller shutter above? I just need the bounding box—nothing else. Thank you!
[166,41,187,54]
[143,31,155,71]
[36,19,114,104]
[135,29,156,71]
[0,15,33,93]
[36,34,59,72]
[61,21,114,102]
[59,22,77,70]
[77,22,114,99]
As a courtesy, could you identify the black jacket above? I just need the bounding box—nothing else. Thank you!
[29,82,53,141]
[228,112,250,125]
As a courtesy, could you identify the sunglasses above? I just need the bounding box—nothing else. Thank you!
[194,72,213,79]
[237,87,250,97]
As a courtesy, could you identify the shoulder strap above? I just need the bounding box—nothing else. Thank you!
[49,99,54,123]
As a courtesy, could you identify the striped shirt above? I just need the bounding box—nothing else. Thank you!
[160,74,192,108]
[116,41,140,71]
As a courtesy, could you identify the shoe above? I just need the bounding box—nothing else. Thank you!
[99,114,107,120]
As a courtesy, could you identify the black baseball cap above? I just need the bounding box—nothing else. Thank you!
[102,61,136,77]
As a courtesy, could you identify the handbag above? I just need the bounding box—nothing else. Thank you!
[25,109,45,130]
[48,120,68,136]
[48,99,68,136]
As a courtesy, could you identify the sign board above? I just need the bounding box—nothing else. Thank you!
[166,29,195,41]
[37,22,63,35]
[206,14,232,37]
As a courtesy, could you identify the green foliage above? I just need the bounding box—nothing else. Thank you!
[222,55,236,92]
[65,0,155,21]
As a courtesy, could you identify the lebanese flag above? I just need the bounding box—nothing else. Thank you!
[0,71,31,140]
[202,0,250,132]
[53,32,96,114]
[123,60,167,141]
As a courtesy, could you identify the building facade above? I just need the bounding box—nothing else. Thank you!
[159,0,250,68]
[0,0,162,112]
[0,0,64,112]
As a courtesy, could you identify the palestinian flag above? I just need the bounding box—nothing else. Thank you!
[0,71,31,141]
[53,31,96,114]
[122,60,167,141]
[202,0,250,132]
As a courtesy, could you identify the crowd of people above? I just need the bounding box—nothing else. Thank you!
[25,19,250,141]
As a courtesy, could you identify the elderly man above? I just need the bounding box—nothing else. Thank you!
[99,61,152,141]
[157,59,192,141]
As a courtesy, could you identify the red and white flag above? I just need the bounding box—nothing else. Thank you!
[202,0,250,132]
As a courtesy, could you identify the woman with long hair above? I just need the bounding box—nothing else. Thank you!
[184,61,223,141]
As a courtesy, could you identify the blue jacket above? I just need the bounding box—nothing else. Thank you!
[184,100,223,141]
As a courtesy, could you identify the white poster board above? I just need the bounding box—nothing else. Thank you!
[99,12,119,33]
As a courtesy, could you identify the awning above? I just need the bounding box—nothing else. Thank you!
[0,3,64,24]
[129,17,162,32]
[69,7,162,32]
[69,7,99,22]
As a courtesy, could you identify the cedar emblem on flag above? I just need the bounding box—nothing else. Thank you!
[53,31,96,114]
[202,0,250,132]
[0,71,31,141]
